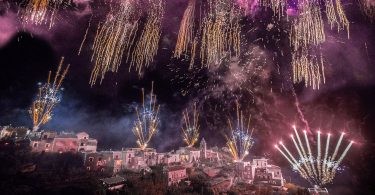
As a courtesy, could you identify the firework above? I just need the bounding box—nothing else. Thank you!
[129,0,165,75]
[290,2,325,51]
[292,48,325,90]
[174,0,197,68]
[225,102,254,162]
[132,82,160,150]
[275,126,354,187]
[20,0,68,29]
[326,0,350,37]
[29,57,70,131]
[181,102,200,147]
[89,0,139,86]
[258,0,286,18]
[200,0,242,66]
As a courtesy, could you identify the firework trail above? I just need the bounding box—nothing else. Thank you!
[132,82,160,150]
[181,102,200,147]
[129,0,165,75]
[292,48,325,90]
[19,0,69,29]
[174,0,242,68]
[89,0,139,86]
[275,126,354,187]
[225,101,254,162]
[29,57,70,131]
[174,0,197,68]
[258,0,285,19]
[200,0,242,67]
[292,89,311,134]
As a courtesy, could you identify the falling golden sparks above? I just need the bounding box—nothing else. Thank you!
[181,102,200,148]
[132,82,160,150]
[129,0,165,75]
[174,0,197,60]
[20,0,67,29]
[326,0,350,37]
[89,0,139,86]
[292,48,325,90]
[200,0,242,66]
[225,102,254,162]
[258,0,286,18]
[29,57,70,131]
[275,127,354,187]
[290,2,325,51]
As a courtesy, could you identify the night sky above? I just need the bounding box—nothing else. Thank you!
[1,0,375,194]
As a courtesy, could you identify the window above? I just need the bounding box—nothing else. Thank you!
[87,166,91,171]
[89,157,94,162]
[45,143,50,148]
[80,143,84,146]
[33,143,38,148]
[43,135,47,139]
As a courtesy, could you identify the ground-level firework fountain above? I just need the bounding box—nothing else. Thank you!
[224,102,254,162]
[275,125,354,190]
[132,82,160,150]
[29,57,69,132]
[181,102,200,148]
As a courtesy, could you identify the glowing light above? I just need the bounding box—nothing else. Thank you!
[224,102,254,162]
[29,57,70,131]
[181,102,200,147]
[132,82,160,150]
[276,127,354,187]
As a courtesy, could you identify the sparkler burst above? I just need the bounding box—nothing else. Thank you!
[19,0,69,29]
[29,57,70,131]
[132,82,160,150]
[89,0,139,86]
[181,102,200,148]
[275,126,354,187]
[225,102,254,162]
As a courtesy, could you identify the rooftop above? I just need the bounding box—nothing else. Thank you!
[100,176,126,185]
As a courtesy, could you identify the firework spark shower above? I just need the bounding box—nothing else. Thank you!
[0,0,374,194]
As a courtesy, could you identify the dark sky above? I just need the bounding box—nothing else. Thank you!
[1,0,375,193]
